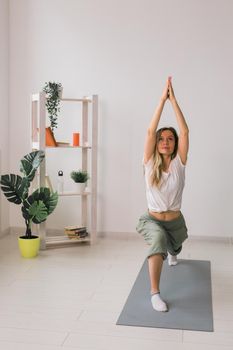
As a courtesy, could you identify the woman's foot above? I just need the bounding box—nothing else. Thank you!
[168,253,178,266]
[151,293,168,312]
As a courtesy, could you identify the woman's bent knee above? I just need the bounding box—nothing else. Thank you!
[147,234,167,259]
[136,214,167,258]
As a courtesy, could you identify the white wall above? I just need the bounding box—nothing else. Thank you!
[9,0,233,237]
[0,0,9,234]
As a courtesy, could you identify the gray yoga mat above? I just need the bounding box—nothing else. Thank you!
[117,259,213,332]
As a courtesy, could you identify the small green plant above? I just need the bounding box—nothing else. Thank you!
[43,81,63,132]
[70,170,89,183]
[0,150,58,239]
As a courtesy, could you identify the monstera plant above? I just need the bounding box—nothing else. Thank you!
[0,150,58,257]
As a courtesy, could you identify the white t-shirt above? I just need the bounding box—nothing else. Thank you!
[144,154,186,212]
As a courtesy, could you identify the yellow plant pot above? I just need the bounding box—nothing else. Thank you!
[18,236,40,258]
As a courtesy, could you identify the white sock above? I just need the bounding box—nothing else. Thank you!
[151,293,168,312]
[168,253,178,266]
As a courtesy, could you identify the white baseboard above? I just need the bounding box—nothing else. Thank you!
[0,227,10,237]
[46,228,64,236]
[97,231,137,239]
[9,227,65,237]
[10,227,25,235]
[3,227,233,244]
[187,235,231,244]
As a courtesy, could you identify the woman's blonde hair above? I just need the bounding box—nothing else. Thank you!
[150,127,178,187]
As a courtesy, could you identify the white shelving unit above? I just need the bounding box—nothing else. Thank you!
[30,92,98,248]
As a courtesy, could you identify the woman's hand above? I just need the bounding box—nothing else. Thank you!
[168,77,176,102]
[161,78,170,102]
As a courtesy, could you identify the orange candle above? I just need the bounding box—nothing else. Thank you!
[73,132,80,146]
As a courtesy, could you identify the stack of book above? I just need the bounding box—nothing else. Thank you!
[64,226,88,239]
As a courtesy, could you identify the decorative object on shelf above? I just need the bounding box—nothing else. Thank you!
[0,150,58,258]
[64,225,88,239]
[73,132,80,146]
[57,170,64,193]
[45,127,57,146]
[70,170,89,193]
[43,81,63,132]
[56,142,70,147]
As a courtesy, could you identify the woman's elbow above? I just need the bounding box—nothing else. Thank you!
[181,128,189,135]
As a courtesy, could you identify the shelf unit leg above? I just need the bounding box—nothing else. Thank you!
[37,92,47,249]
[91,95,98,243]
[82,100,88,232]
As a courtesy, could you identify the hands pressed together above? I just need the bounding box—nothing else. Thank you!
[161,76,176,103]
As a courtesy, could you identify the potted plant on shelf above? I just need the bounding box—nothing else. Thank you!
[0,150,58,258]
[43,81,63,133]
[70,170,89,193]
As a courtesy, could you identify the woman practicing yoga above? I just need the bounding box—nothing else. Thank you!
[136,77,189,312]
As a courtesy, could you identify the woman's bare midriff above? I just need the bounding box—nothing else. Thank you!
[149,210,181,221]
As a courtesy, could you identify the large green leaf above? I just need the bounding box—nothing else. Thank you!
[29,200,48,223]
[20,151,45,182]
[22,199,48,224]
[22,187,58,223]
[30,188,58,214]
[0,174,29,204]
[48,191,58,214]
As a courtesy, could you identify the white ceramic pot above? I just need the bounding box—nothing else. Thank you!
[75,182,86,193]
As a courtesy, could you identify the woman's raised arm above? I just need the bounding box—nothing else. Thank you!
[144,80,169,164]
[168,80,189,165]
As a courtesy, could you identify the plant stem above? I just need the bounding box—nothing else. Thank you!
[25,220,32,238]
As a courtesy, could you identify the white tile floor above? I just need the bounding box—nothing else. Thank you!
[0,232,232,349]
